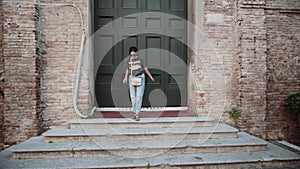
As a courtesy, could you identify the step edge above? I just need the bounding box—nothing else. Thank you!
[11,143,268,153]
[10,155,300,168]
[43,126,239,137]
[12,133,268,152]
[43,130,239,137]
[69,118,215,124]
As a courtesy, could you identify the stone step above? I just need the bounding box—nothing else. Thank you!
[43,123,239,143]
[69,117,214,129]
[11,132,268,159]
[2,143,300,169]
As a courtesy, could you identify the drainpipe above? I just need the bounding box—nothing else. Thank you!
[62,4,97,118]
[34,2,96,118]
[73,31,96,118]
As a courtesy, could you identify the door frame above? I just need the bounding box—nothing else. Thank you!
[88,0,191,110]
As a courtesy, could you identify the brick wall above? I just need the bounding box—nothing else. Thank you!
[39,0,90,128]
[0,0,4,149]
[265,0,300,145]
[234,0,300,144]
[0,0,91,149]
[236,0,268,139]
[204,0,239,123]
[0,0,299,148]
[1,1,40,147]
[266,0,300,9]
[188,0,238,123]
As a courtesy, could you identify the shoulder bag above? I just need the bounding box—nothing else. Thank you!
[130,57,142,86]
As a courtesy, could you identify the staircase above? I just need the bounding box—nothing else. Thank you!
[1,116,300,169]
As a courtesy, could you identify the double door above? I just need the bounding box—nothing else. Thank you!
[94,0,187,107]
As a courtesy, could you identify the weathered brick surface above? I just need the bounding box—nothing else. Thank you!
[188,0,238,123]
[0,0,5,150]
[236,0,268,139]
[266,0,300,9]
[265,1,300,145]
[0,0,299,149]
[39,0,90,128]
[1,1,40,148]
[234,0,300,145]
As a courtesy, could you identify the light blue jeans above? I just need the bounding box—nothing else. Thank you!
[129,73,145,114]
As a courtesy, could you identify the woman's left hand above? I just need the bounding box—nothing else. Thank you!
[150,76,155,82]
[123,78,128,84]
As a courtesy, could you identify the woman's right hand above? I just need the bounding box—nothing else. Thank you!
[123,78,127,84]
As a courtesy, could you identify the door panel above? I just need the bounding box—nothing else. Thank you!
[95,0,187,107]
[121,0,138,9]
[97,0,114,8]
[169,0,185,11]
[141,34,165,106]
[95,35,119,107]
[145,36,163,66]
[165,36,187,106]
[145,0,162,11]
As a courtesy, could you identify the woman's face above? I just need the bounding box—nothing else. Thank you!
[130,51,137,57]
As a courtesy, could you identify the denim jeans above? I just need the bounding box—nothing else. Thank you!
[129,73,145,114]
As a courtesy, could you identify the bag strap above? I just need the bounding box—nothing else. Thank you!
[130,57,133,76]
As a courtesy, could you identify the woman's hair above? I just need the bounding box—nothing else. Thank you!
[129,46,138,54]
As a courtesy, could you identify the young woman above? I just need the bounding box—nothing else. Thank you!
[123,46,155,121]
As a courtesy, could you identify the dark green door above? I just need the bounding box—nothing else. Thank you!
[94,0,187,107]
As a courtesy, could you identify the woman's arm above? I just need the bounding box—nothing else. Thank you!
[123,69,129,84]
[144,67,155,82]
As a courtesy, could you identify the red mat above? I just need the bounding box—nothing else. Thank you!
[93,111,193,118]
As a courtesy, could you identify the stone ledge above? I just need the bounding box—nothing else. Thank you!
[69,117,215,129]
[42,123,239,142]
[11,132,268,159]
[1,143,299,169]
[70,117,214,124]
